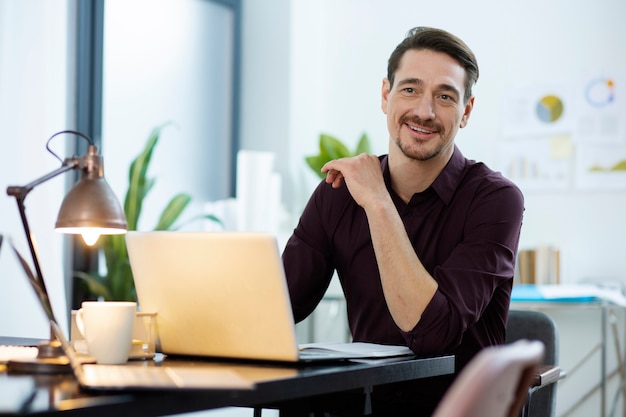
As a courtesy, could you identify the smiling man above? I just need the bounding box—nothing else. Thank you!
[282,27,524,416]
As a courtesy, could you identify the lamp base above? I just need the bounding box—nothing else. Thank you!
[6,339,91,374]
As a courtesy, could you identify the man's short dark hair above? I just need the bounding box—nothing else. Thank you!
[387,27,479,103]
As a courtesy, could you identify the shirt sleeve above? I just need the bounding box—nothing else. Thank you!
[282,181,337,323]
[401,175,524,356]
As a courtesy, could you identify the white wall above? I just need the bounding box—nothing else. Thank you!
[0,0,70,338]
[241,0,626,287]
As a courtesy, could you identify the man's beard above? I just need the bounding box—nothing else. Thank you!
[394,116,445,161]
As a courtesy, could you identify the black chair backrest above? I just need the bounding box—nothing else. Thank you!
[506,309,559,417]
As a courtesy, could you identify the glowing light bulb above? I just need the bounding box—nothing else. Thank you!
[81,231,100,246]
[56,226,125,245]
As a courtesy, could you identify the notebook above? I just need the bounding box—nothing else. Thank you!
[126,231,414,363]
[6,235,253,391]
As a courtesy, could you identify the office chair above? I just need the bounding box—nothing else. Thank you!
[506,309,562,417]
[432,340,544,417]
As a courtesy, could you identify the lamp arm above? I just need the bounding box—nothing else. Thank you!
[6,160,80,300]
[6,160,78,200]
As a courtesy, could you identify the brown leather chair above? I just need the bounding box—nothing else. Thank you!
[432,340,545,417]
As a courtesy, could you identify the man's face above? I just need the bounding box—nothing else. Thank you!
[382,49,474,162]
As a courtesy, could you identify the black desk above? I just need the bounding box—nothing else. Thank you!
[0,337,454,416]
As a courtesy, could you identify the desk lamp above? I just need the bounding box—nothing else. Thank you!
[6,130,127,373]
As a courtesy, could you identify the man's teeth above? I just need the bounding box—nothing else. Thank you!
[409,125,431,134]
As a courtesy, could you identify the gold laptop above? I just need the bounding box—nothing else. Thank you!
[126,231,307,362]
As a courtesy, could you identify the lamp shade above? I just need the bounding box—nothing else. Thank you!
[55,176,127,234]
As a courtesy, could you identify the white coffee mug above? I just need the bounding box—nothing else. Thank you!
[75,301,137,365]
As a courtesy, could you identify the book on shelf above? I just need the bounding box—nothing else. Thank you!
[515,246,560,285]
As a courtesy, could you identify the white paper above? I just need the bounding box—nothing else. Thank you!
[299,342,413,358]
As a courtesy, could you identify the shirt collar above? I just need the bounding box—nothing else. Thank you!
[381,145,467,206]
[430,145,467,205]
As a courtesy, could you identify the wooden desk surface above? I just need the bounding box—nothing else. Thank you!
[0,337,454,417]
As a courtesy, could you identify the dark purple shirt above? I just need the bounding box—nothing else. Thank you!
[282,146,524,414]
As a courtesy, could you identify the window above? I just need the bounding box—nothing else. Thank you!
[71,0,241,307]
[101,0,240,218]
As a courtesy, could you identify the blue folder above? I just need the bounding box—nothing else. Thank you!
[511,284,597,303]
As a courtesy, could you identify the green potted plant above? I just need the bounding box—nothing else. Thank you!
[305,132,371,178]
[74,124,220,302]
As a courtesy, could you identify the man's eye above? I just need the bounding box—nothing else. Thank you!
[402,88,415,94]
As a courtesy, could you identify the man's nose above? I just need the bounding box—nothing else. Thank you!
[412,96,435,120]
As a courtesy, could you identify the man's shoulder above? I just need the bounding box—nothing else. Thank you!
[466,160,521,190]
[311,177,354,208]
[461,160,524,204]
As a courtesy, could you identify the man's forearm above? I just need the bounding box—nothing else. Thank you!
[365,198,438,332]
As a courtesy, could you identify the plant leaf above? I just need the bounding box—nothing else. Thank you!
[125,122,174,230]
[107,257,135,301]
[74,271,112,300]
[305,155,328,179]
[125,128,159,230]
[319,133,351,160]
[154,193,191,231]
[304,132,373,179]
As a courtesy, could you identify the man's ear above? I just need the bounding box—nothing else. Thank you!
[381,78,391,114]
[460,96,474,128]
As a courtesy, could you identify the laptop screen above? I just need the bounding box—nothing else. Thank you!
[126,231,301,362]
